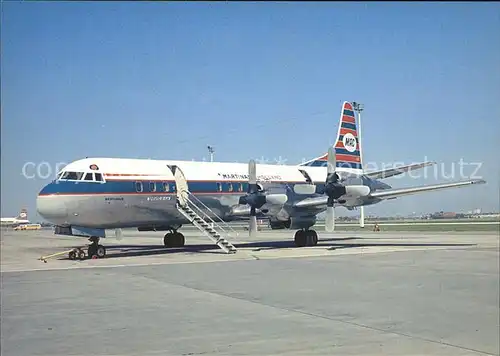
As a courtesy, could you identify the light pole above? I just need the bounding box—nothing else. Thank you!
[352,102,365,228]
[207,145,215,162]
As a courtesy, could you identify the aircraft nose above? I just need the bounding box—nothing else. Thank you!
[37,187,68,222]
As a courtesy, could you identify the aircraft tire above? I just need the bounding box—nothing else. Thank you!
[294,230,307,247]
[307,230,318,246]
[88,245,97,258]
[164,232,185,248]
[96,245,106,258]
[163,233,172,247]
[173,232,185,247]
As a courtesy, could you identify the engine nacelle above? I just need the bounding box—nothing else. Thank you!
[138,225,173,232]
[289,216,317,229]
[269,220,291,230]
[269,216,316,230]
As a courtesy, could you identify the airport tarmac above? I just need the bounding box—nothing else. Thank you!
[1,229,499,355]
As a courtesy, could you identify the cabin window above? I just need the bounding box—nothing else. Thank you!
[94,173,103,182]
[217,182,222,192]
[149,182,156,192]
[228,183,233,192]
[162,182,170,192]
[135,181,143,192]
[84,173,93,181]
[172,184,176,192]
[238,183,243,192]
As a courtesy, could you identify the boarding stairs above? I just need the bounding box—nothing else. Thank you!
[176,190,238,254]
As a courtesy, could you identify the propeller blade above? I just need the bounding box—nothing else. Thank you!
[115,228,123,241]
[249,214,258,238]
[248,159,257,185]
[247,159,260,238]
[325,206,335,232]
[327,146,336,175]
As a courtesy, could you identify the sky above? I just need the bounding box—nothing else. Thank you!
[1,2,500,220]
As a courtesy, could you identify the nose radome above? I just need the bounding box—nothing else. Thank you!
[36,193,68,222]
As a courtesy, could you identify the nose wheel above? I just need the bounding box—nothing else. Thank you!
[87,237,106,259]
[68,248,86,261]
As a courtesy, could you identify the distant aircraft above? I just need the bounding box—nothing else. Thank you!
[1,208,30,226]
[36,101,486,259]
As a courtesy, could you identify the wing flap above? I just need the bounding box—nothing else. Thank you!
[370,179,486,200]
[365,161,436,180]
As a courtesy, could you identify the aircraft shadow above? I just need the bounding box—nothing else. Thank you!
[66,237,476,260]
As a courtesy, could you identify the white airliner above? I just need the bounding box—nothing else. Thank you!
[1,208,30,226]
[36,101,486,258]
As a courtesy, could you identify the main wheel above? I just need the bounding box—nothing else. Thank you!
[164,232,185,248]
[164,233,173,247]
[306,230,318,246]
[77,250,86,260]
[69,251,76,260]
[172,232,185,247]
[294,230,307,247]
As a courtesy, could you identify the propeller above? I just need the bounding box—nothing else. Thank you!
[323,146,371,232]
[238,160,266,238]
[324,146,338,232]
[114,228,123,241]
[238,160,289,237]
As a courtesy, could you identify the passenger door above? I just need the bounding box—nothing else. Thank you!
[167,165,189,206]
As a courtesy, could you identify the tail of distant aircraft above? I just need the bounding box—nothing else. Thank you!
[300,101,363,173]
[17,209,28,220]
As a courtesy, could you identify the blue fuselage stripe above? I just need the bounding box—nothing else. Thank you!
[39,179,328,195]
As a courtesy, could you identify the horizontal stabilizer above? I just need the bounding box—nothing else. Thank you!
[369,179,486,200]
[365,161,436,180]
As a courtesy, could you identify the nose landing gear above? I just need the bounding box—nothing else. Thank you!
[38,236,107,263]
[87,236,106,259]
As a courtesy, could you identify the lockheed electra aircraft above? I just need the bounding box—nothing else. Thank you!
[37,101,486,258]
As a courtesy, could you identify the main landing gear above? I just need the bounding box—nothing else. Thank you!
[294,229,318,247]
[164,230,185,248]
[87,236,106,259]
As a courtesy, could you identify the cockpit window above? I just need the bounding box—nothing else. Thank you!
[58,170,105,183]
[60,171,84,180]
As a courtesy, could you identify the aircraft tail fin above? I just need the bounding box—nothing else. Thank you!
[17,209,28,220]
[300,101,363,172]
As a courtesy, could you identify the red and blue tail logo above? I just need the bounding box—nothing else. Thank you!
[300,101,363,171]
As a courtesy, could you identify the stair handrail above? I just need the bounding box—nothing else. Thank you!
[183,200,236,238]
[183,192,239,237]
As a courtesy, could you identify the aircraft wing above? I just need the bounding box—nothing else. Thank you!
[368,179,486,200]
[293,179,486,208]
[364,161,436,180]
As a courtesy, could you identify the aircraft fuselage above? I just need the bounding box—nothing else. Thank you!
[36,157,390,231]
